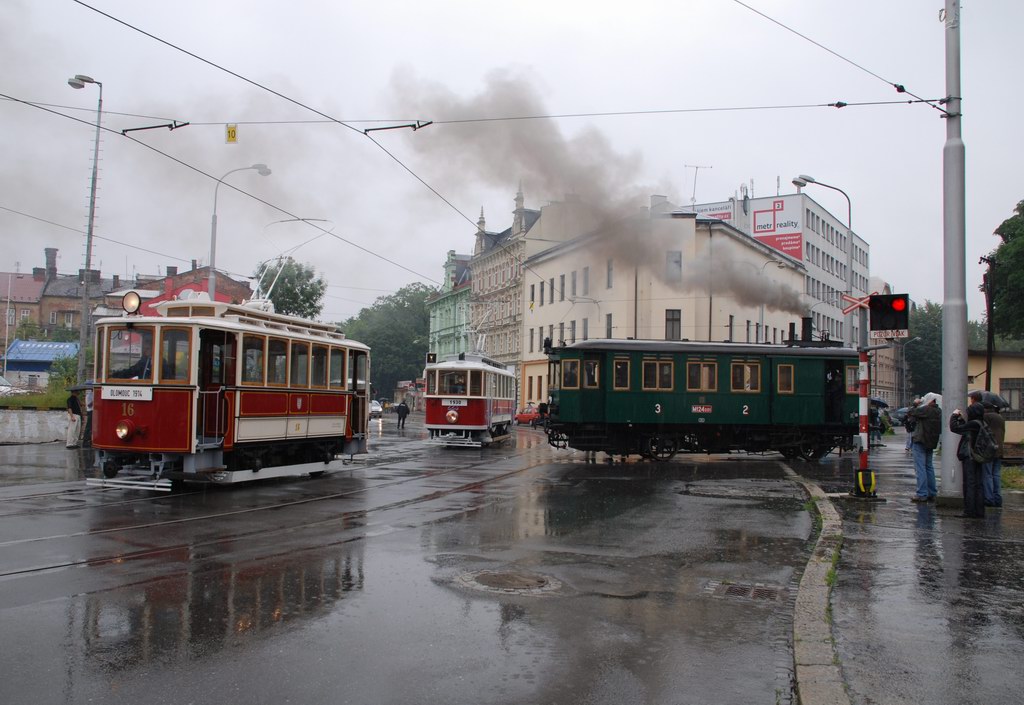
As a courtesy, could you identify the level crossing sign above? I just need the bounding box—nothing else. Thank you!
[841,292,876,316]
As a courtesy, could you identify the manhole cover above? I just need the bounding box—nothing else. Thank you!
[457,570,563,596]
[703,580,785,602]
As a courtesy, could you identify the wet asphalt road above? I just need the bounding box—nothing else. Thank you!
[0,415,814,705]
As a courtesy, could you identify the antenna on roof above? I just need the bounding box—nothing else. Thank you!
[684,164,713,207]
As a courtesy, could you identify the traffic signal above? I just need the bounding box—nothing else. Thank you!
[869,294,910,331]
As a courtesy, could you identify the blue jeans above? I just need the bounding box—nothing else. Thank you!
[912,442,937,498]
[982,459,1003,506]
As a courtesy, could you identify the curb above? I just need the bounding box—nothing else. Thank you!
[788,470,851,705]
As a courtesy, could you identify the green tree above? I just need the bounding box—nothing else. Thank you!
[50,327,79,343]
[47,355,78,392]
[339,284,433,399]
[905,301,943,397]
[988,199,1024,338]
[15,319,41,340]
[253,258,327,319]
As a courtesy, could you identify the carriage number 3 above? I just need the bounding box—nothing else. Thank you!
[654,403,662,414]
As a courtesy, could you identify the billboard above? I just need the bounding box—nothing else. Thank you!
[691,200,735,222]
[751,196,803,259]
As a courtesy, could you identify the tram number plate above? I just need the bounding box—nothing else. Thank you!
[691,404,712,414]
[442,399,467,406]
[102,386,153,401]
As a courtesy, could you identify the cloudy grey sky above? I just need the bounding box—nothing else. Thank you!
[1,0,1018,322]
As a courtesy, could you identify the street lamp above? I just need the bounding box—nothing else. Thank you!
[68,74,102,384]
[209,164,271,301]
[792,174,856,348]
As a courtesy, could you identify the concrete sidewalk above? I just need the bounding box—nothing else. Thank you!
[799,429,1024,705]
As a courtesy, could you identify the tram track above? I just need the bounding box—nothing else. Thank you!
[0,454,552,579]
[0,487,206,518]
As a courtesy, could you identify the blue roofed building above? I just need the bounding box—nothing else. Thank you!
[3,339,79,389]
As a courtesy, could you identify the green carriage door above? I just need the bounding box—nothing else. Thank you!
[581,354,604,422]
[769,355,826,426]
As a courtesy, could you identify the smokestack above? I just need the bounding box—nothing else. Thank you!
[191,259,198,271]
[112,274,120,289]
[801,317,813,342]
[167,266,178,277]
[788,322,796,343]
[45,248,57,281]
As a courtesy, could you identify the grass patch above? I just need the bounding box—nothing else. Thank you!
[1002,466,1024,491]
[0,389,68,409]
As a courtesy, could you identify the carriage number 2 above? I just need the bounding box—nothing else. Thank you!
[742,405,750,416]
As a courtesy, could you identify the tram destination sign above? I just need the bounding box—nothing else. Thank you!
[101,386,154,401]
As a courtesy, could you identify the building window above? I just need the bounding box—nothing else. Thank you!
[570,320,576,343]
[559,274,565,301]
[558,322,565,345]
[539,281,545,306]
[529,329,534,353]
[1001,378,1024,421]
[20,309,29,321]
[666,250,682,281]
[549,278,554,304]
[665,309,681,341]
[605,313,612,339]
[64,312,74,326]
[530,284,535,307]
[582,318,589,341]
[6,309,13,325]
[583,266,590,295]
[50,311,57,325]
[571,271,577,297]
[606,259,613,288]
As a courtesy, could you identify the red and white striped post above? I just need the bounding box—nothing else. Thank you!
[853,349,876,497]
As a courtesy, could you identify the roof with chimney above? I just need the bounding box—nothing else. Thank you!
[0,273,44,303]
[42,273,121,300]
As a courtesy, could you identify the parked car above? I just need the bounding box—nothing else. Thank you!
[891,407,910,427]
[515,405,541,426]
[369,400,383,419]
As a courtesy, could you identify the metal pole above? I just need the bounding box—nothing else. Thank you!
[940,0,966,503]
[3,271,11,378]
[77,81,102,384]
[208,164,271,302]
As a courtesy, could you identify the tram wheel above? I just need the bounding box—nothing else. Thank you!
[779,447,800,460]
[102,463,118,479]
[646,436,679,462]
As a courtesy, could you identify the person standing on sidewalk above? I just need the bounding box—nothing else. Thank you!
[950,392,986,518]
[982,402,1005,507]
[396,401,409,429]
[65,389,83,449]
[907,395,941,502]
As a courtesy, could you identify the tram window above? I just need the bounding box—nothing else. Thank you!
[613,359,630,390]
[845,365,858,394]
[160,328,190,383]
[329,347,346,389]
[94,329,106,382]
[583,360,599,388]
[470,370,483,396]
[291,342,310,387]
[686,361,717,392]
[777,364,795,394]
[242,335,266,385]
[107,326,154,381]
[730,362,761,393]
[562,360,580,389]
[439,371,466,395]
[426,370,436,395]
[267,338,288,385]
[311,345,328,388]
[642,361,673,391]
[353,352,368,391]
[548,360,561,391]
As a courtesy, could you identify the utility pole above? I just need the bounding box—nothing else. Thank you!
[685,164,712,208]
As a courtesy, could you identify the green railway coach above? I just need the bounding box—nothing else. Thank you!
[544,339,860,461]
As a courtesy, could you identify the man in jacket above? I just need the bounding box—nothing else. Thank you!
[982,402,1006,507]
[950,391,987,518]
[907,394,942,502]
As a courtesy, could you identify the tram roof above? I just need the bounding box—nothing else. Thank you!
[554,338,859,358]
[95,295,369,351]
[426,351,515,374]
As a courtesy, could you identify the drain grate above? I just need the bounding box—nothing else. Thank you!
[704,580,784,602]
[457,569,563,596]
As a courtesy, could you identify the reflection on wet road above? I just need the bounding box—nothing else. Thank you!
[0,422,817,705]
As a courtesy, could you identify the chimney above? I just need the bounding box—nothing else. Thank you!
[112,274,120,289]
[788,322,796,343]
[801,317,813,342]
[167,265,178,277]
[191,259,198,271]
[45,248,58,281]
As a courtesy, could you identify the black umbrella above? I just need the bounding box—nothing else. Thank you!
[970,390,1010,410]
[869,396,889,408]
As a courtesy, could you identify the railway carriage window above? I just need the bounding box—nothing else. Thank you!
[777,364,795,394]
[351,352,368,391]
[242,335,266,385]
[730,362,761,393]
[686,361,717,392]
[548,360,561,390]
[291,342,310,387]
[107,326,154,381]
[159,328,190,383]
[426,370,436,395]
[583,360,599,388]
[845,366,859,394]
[311,345,328,388]
[267,338,288,386]
[329,347,346,389]
[562,360,580,388]
[440,371,466,395]
[613,359,630,390]
[470,370,483,396]
[642,361,673,390]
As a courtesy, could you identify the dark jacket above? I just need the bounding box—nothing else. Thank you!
[66,393,82,417]
[396,402,409,417]
[949,402,985,460]
[908,402,942,450]
[984,409,1006,459]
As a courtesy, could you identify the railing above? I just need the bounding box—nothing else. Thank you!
[197,388,225,449]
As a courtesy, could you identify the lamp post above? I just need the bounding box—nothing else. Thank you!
[209,164,271,302]
[792,175,856,348]
[68,74,102,384]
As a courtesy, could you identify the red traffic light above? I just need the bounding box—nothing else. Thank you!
[891,298,907,312]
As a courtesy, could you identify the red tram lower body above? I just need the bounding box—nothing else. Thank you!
[424,397,514,447]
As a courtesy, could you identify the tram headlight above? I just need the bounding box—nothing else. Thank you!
[115,420,135,441]
[445,409,459,424]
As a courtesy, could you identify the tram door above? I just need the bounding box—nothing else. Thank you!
[348,350,369,436]
[198,329,237,444]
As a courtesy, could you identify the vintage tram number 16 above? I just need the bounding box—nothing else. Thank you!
[120,403,135,417]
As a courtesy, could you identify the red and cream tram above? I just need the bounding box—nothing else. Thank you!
[90,291,370,487]
[424,352,515,447]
